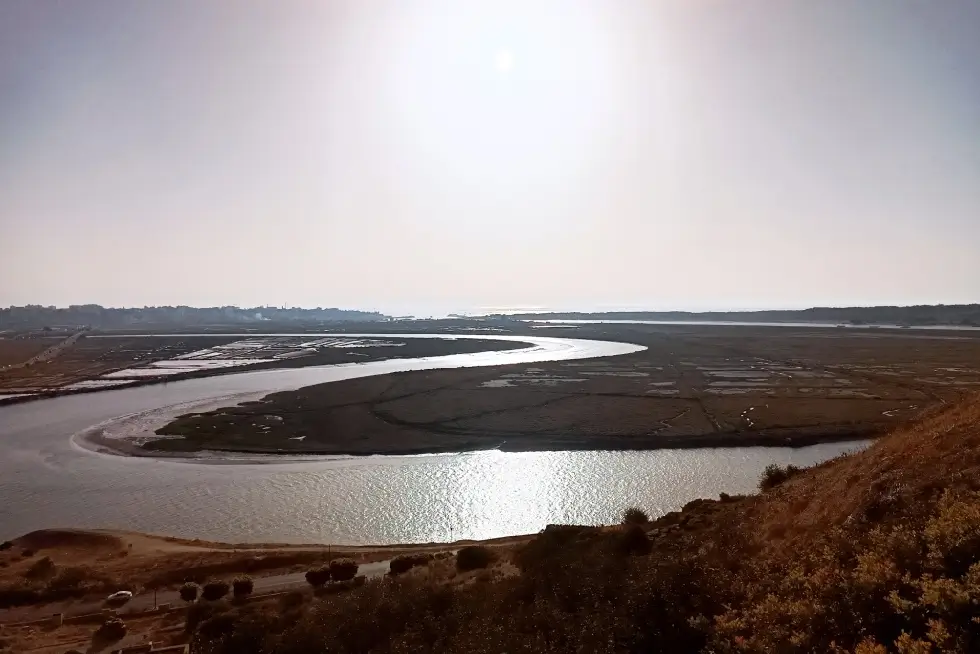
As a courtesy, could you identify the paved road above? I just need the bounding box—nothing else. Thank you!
[0,559,395,624]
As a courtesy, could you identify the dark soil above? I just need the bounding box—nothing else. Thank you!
[149,323,980,455]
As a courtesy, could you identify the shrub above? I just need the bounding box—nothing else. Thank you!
[94,617,127,643]
[20,549,34,558]
[47,566,89,591]
[328,558,358,582]
[389,553,433,575]
[196,612,240,641]
[456,546,495,572]
[180,582,200,603]
[185,601,228,634]
[622,507,650,525]
[305,567,330,587]
[25,556,56,580]
[759,463,804,491]
[618,524,653,556]
[232,575,254,598]
[0,541,12,551]
[279,590,306,611]
[201,579,230,601]
[719,492,732,502]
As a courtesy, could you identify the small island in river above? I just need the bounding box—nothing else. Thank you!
[147,322,980,456]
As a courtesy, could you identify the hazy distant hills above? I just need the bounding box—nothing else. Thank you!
[0,305,388,330]
[491,305,980,327]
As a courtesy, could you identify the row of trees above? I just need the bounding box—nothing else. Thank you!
[179,576,255,603]
[178,558,361,603]
[0,305,388,329]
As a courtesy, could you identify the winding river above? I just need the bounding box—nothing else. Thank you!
[0,334,866,544]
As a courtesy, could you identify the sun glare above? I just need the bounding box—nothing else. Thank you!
[494,48,515,74]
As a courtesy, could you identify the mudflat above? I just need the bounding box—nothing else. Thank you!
[0,333,529,397]
[149,323,980,455]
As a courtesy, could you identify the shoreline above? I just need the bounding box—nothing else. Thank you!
[70,371,882,462]
[0,335,534,407]
[83,425,879,461]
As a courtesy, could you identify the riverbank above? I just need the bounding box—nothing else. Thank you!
[0,335,531,406]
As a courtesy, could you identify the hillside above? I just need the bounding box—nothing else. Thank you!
[182,392,980,653]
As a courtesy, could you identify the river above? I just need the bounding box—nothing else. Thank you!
[0,334,867,544]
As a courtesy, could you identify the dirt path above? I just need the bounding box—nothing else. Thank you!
[0,331,84,372]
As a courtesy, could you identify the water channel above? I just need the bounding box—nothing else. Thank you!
[0,334,866,544]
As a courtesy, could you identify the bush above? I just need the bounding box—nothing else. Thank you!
[280,590,307,611]
[328,558,358,582]
[185,601,228,634]
[758,463,804,491]
[94,617,127,643]
[456,546,495,572]
[279,590,306,612]
[180,582,200,603]
[232,575,254,598]
[196,612,240,641]
[0,541,12,551]
[47,567,89,591]
[622,507,650,525]
[305,567,330,587]
[389,553,433,575]
[201,579,230,601]
[24,556,56,580]
[619,524,653,556]
[20,549,34,558]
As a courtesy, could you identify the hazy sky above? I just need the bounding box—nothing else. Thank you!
[1,1,978,316]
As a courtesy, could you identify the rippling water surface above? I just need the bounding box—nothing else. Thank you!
[0,334,867,544]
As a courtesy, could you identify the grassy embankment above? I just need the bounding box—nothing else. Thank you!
[178,392,980,652]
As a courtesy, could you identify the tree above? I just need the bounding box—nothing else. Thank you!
[328,559,358,582]
[305,567,330,588]
[201,579,230,601]
[232,575,254,598]
[180,582,200,603]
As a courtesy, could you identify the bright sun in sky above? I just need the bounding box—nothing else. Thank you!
[494,48,515,74]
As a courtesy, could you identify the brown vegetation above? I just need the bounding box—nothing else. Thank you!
[93,616,127,645]
[621,506,649,525]
[758,462,804,490]
[305,567,330,588]
[180,582,200,602]
[232,575,254,598]
[455,546,495,572]
[328,558,358,582]
[201,579,230,601]
[389,553,434,575]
